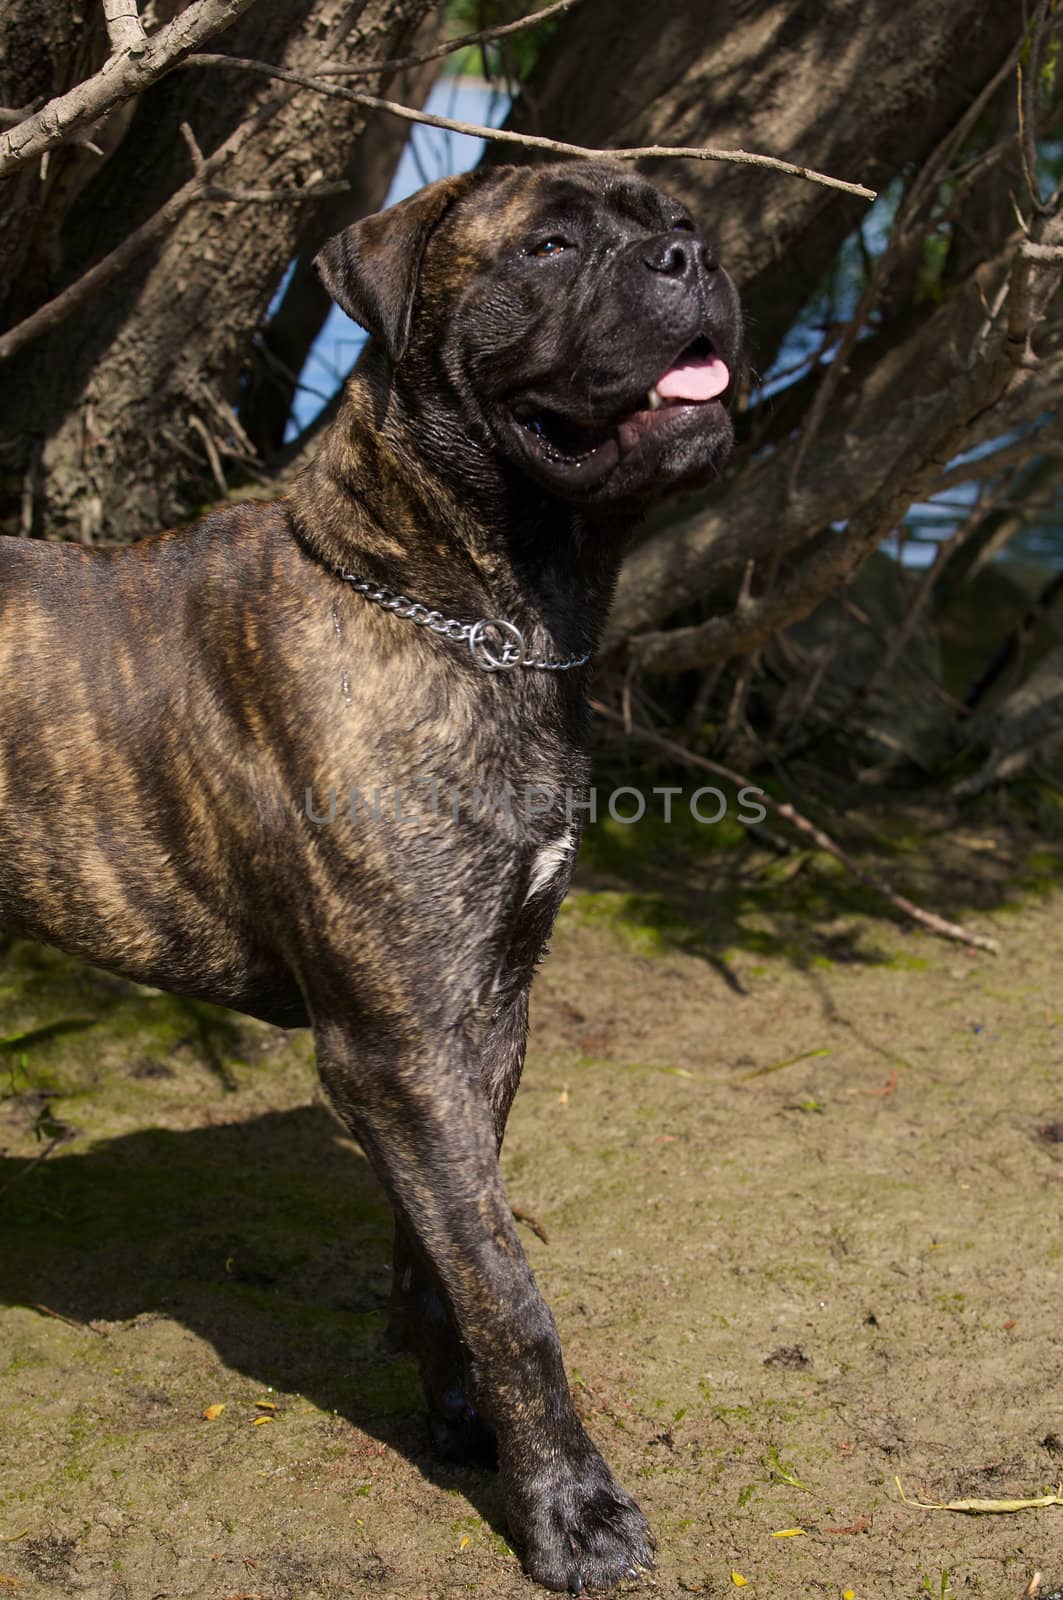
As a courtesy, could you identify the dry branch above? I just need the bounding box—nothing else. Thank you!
[183,54,878,200]
[930,422,1063,495]
[0,71,879,366]
[786,28,1030,492]
[590,700,1001,955]
[102,0,148,59]
[0,101,280,364]
[0,0,259,179]
[311,0,583,79]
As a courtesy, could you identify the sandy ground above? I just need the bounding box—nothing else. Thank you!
[2,794,1063,1600]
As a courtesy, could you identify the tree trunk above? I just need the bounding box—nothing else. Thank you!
[0,0,105,317]
[0,0,437,544]
[237,13,446,458]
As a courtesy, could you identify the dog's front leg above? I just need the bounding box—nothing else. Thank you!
[314,1014,654,1594]
[389,984,531,1465]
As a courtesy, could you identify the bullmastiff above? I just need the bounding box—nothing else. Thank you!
[0,160,741,1592]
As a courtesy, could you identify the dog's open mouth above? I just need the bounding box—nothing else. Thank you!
[514,336,731,470]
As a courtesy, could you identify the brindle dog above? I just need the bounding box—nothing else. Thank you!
[0,161,740,1593]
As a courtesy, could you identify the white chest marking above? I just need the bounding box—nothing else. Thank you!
[524,827,576,904]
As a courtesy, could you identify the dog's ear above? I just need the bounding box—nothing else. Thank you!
[314,171,485,365]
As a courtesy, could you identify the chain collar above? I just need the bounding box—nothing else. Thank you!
[339,571,593,674]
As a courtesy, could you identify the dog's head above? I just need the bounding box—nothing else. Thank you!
[315,161,742,507]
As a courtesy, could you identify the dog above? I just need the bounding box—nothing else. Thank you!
[0,160,741,1593]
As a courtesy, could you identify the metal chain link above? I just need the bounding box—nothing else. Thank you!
[339,572,593,674]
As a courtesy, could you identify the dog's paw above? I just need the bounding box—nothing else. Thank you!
[512,1449,655,1594]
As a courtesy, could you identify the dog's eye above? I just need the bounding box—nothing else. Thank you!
[529,238,569,258]
[671,218,695,233]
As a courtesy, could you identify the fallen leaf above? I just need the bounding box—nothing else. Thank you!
[252,1415,274,1427]
[770,1528,806,1538]
[0,1577,19,1589]
[254,1400,277,1412]
[202,1403,226,1421]
[730,1573,749,1587]
[459,1535,471,1550]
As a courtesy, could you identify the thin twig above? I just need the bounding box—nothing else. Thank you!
[0,91,301,364]
[511,1205,550,1244]
[842,467,1023,720]
[788,24,1031,491]
[0,0,260,179]
[310,0,582,80]
[1016,1,1052,216]
[684,659,727,738]
[189,414,228,496]
[0,100,42,128]
[931,422,1063,495]
[589,699,1001,955]
[30,1301,104,1335]
[0,1133,68,1200]
[184,55,878,200]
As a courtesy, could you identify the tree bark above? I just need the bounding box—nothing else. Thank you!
[0,0,106,323]
[0,0,437,543]
[237,11,446,458]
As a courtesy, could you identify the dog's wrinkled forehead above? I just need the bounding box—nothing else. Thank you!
[446,164,688,263]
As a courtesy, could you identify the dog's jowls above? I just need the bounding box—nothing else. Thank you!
[0,161,741,1593]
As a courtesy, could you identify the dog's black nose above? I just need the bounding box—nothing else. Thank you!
[642,237,695,281]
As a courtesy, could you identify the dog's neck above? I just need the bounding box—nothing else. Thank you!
[291,359,633,669]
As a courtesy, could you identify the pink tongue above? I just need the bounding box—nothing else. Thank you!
[655,356,729,402]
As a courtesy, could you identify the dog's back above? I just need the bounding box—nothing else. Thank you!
[0,516,308,1016]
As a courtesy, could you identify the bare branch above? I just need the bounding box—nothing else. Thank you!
[0,0,398,367]
[0,97,283,364]
[184,54,878,201]
[1016,1,1052,216]
[207,180,352,202]
[311,0,583,80]
[0,101,42,129]
[786,28,1032,492]
[930,421,1063,494]
[1021,240,1063,263]
[0,0,259,179]
[102,0,148,59]
[838,469,1022,722]
[589,700,1001,956]
[188,414,227,497]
